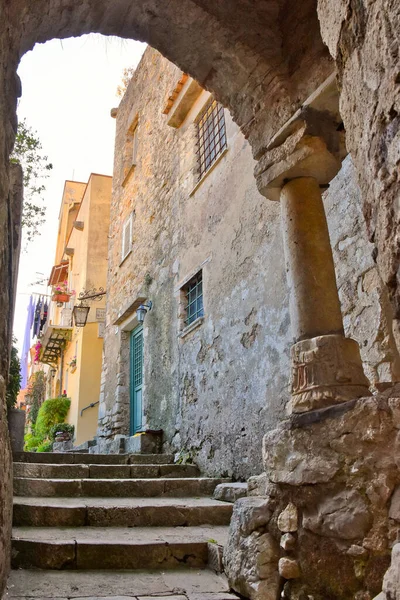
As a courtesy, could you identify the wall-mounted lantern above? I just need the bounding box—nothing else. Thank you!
[72,287,106,328]
[72,304,90,328]
[50,367,57,378]
[136,301,153,323]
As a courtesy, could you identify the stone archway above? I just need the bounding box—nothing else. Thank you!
[0,0,399,596]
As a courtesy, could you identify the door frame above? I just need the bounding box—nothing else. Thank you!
[129,324,144,436]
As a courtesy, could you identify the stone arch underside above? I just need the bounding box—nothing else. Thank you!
[0,0,399,595]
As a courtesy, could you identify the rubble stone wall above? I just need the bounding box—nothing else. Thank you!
[318,0,400,350]
[323,156,400,386]
[99,48,291,480]
[225,389,400,599]
[99,49,399,481]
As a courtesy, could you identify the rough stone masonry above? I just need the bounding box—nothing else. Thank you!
[0,0,398,597]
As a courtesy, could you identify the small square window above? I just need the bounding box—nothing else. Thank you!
[196,98,227,180]
[121,214,133,262]
[183,271,204,327]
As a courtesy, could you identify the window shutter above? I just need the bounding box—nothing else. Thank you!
[122,215,132,260]
[132,129,138,166]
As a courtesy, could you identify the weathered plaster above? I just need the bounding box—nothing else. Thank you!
[100,50,399,482]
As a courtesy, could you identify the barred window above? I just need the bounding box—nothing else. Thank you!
[184,271,204,326]
[196,99,227,180]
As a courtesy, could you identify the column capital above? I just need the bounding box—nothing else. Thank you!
[254,74,347,201]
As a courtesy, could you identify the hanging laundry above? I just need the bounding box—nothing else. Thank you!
[32,296,42,339]
[40,301,48,334]
[20,296,35,389]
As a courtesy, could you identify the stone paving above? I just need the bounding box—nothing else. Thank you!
[5,452,238,599]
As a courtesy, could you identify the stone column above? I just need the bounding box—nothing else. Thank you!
[255,79,370,413]
[280,176,370,413]
[280,176,343,342]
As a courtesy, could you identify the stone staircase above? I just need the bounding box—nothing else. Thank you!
[5,452,238,600]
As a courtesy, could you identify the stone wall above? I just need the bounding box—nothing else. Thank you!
[225,388,400,599]
[99,48,291,480]
[318,0,400,349]
[323,156,400,386]
[99,49,399,482]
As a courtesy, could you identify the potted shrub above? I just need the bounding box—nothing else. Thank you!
[50,423,74,443]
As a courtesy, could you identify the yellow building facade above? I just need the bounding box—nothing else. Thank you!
[40,174,112,445]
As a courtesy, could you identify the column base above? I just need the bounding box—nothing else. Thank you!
[289,334,371,414]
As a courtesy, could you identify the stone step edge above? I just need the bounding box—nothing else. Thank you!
[11,538,225,572]
[13,464,200,480]
[12,500,233,527]
[13,477,231,498]
[13,452,175,465]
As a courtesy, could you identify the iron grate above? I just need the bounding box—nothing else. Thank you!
[196,99,227,181]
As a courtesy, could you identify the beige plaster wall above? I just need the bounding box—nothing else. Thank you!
[49,174,111,445]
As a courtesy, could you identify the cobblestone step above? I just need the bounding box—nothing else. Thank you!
[13,452,175,465]
[11,526,228,570]
[13,496,233,527]
[4,568,237,599]
[13,462,200,479]
[13,477,230,498]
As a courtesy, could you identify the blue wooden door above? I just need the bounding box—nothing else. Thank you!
[130,325,143,435]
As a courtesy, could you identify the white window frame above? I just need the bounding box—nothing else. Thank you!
[121,213,133,262]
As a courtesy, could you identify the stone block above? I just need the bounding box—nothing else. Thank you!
[13,452,74,464]
[247,473,267,497]
[13,477,82,497]
[76,541,208,570]
[382,543,400,599]
[89,464,131,479]
[159,464,200,479]
[263,426,340,486]
[13,463,89,479]
[213,482,248,503]
[129,453,174,465]
[302,489,372,540]
[277,503,298,532]
[224,527,279,600]
[389,486,400,521]
[11,539,76,569]
[13,502,86,527]
[53,440,73,452]
[130,465,160,478]
[124,431,163,454]
[278,557,301,579]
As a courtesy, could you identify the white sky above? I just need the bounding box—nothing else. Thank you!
[13,34,146,353]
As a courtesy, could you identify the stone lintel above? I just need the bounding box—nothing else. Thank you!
[165,77,203,128]
[113,296,147,326]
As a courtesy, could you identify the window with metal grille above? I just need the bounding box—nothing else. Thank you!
[196,99,227,180]
[184,271,204,326]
